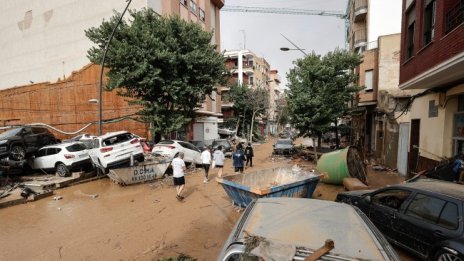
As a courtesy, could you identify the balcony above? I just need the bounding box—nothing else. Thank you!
[353,0,368,22]
[354,28,367,50]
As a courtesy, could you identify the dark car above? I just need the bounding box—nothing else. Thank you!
[0,127,58,161]
[190,140,207,151]
[212,139,233,157]
[336,179,464,261]
[217,198,399,261]
[272,138,295,155]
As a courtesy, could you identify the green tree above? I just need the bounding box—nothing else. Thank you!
[85,9,227,136]
[228,84,269,142]
[287,48,362,147]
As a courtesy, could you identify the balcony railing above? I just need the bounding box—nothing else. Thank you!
[354,29,367,49]
[445,0,463,33]
[354,0,368,22]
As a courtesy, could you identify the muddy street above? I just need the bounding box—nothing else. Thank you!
[0,138,414,260]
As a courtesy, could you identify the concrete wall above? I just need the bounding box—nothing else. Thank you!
[378,34,401,91]
[0,0,151,90]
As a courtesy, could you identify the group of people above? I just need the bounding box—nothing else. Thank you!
[171,142,255,201]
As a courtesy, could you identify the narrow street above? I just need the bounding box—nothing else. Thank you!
[0,138,416,260]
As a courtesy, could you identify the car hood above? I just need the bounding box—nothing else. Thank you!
[275,144,293,149]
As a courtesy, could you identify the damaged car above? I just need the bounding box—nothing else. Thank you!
[272,138,295,155]
[0,127,58,161]
[217,197,399,261]
[336,179,464,261]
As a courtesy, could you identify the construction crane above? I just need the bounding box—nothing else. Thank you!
[221,5,349,47]
[221,5,346,19]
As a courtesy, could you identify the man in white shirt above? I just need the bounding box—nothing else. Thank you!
[172,152,186,201]
[213,145,225,178]
[201,146,212,183]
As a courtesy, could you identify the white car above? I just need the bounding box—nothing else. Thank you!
[29,142,92,177]
[87,131,144,173]
[151,140,201,165]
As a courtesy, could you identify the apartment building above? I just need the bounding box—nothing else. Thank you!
[399,0,464,173]
[221,50,275,135]
[0,0,224,141]
[268,70,282,135]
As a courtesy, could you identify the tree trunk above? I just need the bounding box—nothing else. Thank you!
[317,132,322,149]
[249,110,257,143]
[334,120,340,149]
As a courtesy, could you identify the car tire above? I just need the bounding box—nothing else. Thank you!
[56,163,70,177]
[435,249,463,261]
[10,145,26,161]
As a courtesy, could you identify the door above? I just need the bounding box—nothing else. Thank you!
[193,123,204,142]
[397,123,410,176]
[368,189,412,241]
[409,119,420,175]
[396,193,462,258]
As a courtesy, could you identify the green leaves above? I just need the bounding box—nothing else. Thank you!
[287,48,362,137]
[85,9,228,135]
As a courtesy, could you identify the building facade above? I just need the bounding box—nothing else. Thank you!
[399,0,464,174]
[0,0,224,140]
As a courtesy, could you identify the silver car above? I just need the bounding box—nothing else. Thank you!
[217,198,399,261]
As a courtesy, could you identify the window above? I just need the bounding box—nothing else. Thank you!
[364,70,373,91]
[190,0,197,15]
[46,148,61,156]
[103,133,132,146]
[406,5,416,59]
[372,189,411,210]
[405,193,445,224]
[199,8,205,22]
[438,202,459,229]
[249,76,254,85]
[66,143,87,152]
[180,0,187,6]
[423,0,436,46]
[37,149,47,157]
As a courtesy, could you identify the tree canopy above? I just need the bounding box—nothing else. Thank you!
[85,9,228,135]
[286,48,362,144]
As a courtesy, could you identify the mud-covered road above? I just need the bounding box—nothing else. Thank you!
[0,138,414,260]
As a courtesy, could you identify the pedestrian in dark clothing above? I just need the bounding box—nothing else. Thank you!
[232,145,246,173]
[245,142,254,167]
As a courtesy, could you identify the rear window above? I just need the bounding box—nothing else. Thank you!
[102,133,133,146]
[66,143,87,152]
[438,202,459,230]
[32,127,49,134]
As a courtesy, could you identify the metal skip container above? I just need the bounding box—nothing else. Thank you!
[316,146,367,185]
[217,167,321,208]
[108,159,171,185]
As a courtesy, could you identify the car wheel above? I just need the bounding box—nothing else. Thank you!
[56,163,70,177]
[435,249,463,261]
[10,146,26,161]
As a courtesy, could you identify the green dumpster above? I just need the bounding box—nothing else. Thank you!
[316,146,367,185]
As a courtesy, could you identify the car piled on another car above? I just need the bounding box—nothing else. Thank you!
[87,131,144,173]
[28,142,92,177]
[0,127,58,161]
[336,179,464,261]
[151,140,201,165]
[212,139,233,157]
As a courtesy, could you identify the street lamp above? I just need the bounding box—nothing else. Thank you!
[97,0,132,136]
[280,33,308,56]
[280,47,306,52]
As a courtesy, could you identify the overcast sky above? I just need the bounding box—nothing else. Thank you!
[220,0,402,88]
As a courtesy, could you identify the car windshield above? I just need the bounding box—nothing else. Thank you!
[0,128,22,139]
[157,140,174,145]
[66,143,87,152]
[277,140,292,145]
[214,140,228,146]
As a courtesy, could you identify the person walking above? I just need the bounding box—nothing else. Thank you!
[201,146,212,183]
[244,142,254,167]
[172,152,186,201]
[232,145,246,174]
[213,145,225,178]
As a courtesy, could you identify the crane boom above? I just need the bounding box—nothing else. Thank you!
[221,5,346,19]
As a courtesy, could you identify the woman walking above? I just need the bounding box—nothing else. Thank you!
[213,145,225,178]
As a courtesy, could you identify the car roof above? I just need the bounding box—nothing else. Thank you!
[395,179,464,200]
[41,142,84,149]
[99,131,129,139]
[238,198,391,260]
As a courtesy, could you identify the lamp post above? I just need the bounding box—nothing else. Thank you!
[280,33,308,56]
[97,0,132,136]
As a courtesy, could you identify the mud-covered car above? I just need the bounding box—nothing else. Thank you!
[272,138,295,155]
[212,139,233,157]
[0,127,58,161]
[217,198,399,261]
[336,179,464,260]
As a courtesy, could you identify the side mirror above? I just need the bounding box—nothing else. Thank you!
[363,195,371,203]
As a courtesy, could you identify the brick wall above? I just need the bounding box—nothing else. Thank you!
[0,64,148,139]
[358,48,379,103]
[400,0,464,84]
